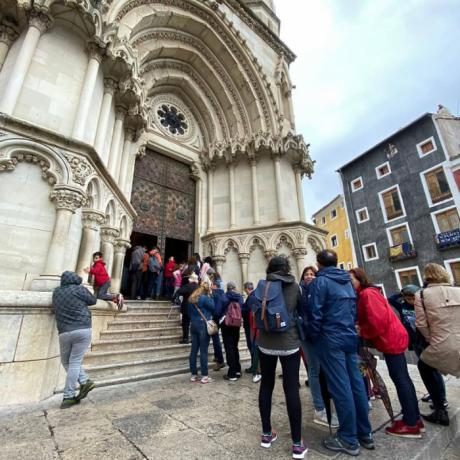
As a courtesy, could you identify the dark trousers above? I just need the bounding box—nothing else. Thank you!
[221,324,241,378]
[181,312,190,341]
[212,330,224,364]
[384,353,420,426]
[164,278,175,298]
[130,270,143,299]
[189,321,210,376]
[417,359,447,409]
[96,281,115,301]
[242,311,252,353]
[146,271,159,299]
[259,350,302,443]
[317,343,371,446]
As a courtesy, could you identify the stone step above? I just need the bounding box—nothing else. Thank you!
[107,319,181,330]
[92,334,183,351]
[126,306,177,313]
[100,326,182,339]
[124,300,172,308]
[112,312,180,322]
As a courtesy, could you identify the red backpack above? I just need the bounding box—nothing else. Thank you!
[224,301,242,327]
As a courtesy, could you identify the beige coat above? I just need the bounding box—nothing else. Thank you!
[415,283,460,377]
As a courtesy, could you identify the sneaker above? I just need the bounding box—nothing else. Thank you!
[76,379,95,401]
[421,394,432,403]
[358,435,375,450]
[117,294,124,311]
[292,441,308,459]
[213,362,226,371]
[421,409,450,427]
[385,421,422,438]
[223,375,238,382]
[322,437,360,456]
[314,409,339,428]
[190,375,198,382]
[429,400,449,410]
[236,372,242,378]
[201,376,214,384]
[60,398,80,409]
[260,430,278,448]
[417,419,426,433]
[179,339,189,344]
[253,374,262,383]
[368,400,373,410]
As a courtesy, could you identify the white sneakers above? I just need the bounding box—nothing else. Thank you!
[253,374,262,383]
[313,409,339,428]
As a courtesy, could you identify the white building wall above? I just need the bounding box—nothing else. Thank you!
[257,156,277,224]
[234,160,253,228]
[280,159,300,221]
[222,248,242,287]
[0,33,25,98]
[84,69,104,146]
[213,163,230,230]
[247,245,267,285]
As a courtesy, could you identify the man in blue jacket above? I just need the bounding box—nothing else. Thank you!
[305,250,372,456]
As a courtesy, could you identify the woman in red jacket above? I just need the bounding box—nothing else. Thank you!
[350,268,423,439]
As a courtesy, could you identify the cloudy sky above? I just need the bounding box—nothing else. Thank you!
[275,0,460,219]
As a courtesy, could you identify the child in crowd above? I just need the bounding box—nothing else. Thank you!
[172,263,183,297]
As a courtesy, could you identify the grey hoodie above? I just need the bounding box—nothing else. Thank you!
[52,271,97,334]
[256,271,301,351]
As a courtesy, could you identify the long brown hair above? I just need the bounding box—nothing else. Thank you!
[189,282,211,304]
[349,267,373,289]
[300,265,317,282]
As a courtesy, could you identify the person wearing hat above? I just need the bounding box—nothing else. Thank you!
[174,272,200,344]
[220,280,244,381]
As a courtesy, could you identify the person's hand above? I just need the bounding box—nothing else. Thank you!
[83,267,90,273]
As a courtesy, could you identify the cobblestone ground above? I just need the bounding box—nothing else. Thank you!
[0,363,458,460]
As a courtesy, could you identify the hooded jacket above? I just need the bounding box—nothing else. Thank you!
[356,286,408,355]
[175,281,199,314]
[89,259,110,287]
[221,290,244,319]
[305,266,357,351]
[256,271,301,351]
[130,246,145,271]
[52,271,97,334]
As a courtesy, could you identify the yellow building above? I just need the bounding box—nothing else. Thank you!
[312,195,356,270]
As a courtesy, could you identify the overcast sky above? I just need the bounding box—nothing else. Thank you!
[275,0,460,219]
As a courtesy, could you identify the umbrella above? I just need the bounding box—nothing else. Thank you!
[359,346,395,422]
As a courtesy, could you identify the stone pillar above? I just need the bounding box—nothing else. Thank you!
[94,78,117,160]
[190,163,202,250]
[0,11,52,115]
[238,253,250,285]
[250,159,261,225]
[100,226,120,276]
[72,41,104,140]
[273,154,286,222]
[207,167,214,233]
[31,186,86,291]
[214,255,226,277]
[125,145,145,200]
[294,166,306,222]
[0,22,19,70]
[264,250,277,262]
[117,128,134,184]
[76,209,106,278]
[293,248,308,279]
[111,239,131,293]
[108,106,126,178]
[228,161,236,229]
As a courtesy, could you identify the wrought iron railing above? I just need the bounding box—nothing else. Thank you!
[389,242,417,261]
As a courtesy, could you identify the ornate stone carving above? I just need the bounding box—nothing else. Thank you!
[213,255,226,264]
[101,225,121,243]
[264,250,277,261]
[0,21,19,46]
[0,152,57,184]
[103,77,118,94]
[28,8,53,34]
[64,154,92,186]
[87,39,106,63]
[307,236,323,254]
[238,252,250,262]
[136,144,146,157]
[82,209,106,229]
[292,248,308,258]
[50,187,86,212]
[114,238,131,255]
[190,162,201,182]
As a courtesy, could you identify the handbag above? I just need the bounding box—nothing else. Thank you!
[193,303,218,336]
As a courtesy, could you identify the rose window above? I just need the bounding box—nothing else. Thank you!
[156,105,188,135]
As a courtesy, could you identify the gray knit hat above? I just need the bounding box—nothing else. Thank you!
[227,280,237,290]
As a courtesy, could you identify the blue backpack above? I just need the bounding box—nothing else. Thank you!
[251,280,291,332]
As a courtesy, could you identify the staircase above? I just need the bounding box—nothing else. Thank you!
[84,300,249,387]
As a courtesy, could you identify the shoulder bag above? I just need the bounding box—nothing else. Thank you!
[193,303,218,336]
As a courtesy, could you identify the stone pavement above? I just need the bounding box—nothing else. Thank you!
[0,362,458,460]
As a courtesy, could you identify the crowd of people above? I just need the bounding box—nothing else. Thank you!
[51,247,459,459]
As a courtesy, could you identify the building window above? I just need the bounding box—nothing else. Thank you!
[376,161,391,179]
[344,229,350,239]
[379,185,405,222]
[351,177,363,192]
[416,136,437,157]
[331,234,338,247]
[312,218,317,225]
[422,165,452,206]
[347,262,353,270]
[395,267,421,289]
[339,262,345,270]
[362,243,378,261]
[356,207,369,224]
[331,209,337,220]
[321,216,326,225]
[387,223,411,246]
[433,206,460,233]
[445,259,460,286]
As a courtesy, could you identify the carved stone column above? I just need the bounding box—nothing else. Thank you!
[190,163,202,251]
[264,250,277,262]
[250,158,261,225]
[207,166,214,233]
[111,238,131,293]
[108,106,127,178]
[228,160,236,229]
[117,127,134,184]
[294,165,306,222]
[95,78,117,161]
[125,145,145,200]
[0,21,19,70]
[213,255,226,277]
[76,209,106,278]
[272,153,286,222]
[100,226,120,276]
[238,253,250,285]
[293,248,308,279]
[0,10,53,115]
[31,186,86,291]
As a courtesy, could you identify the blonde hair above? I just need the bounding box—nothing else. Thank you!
[189,282,211,304]
[424,263,450,284]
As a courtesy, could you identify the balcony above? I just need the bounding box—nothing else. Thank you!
[436,228,460,250]
[389,242,417,261]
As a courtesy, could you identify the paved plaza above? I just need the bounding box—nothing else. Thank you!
[0,363,459,460]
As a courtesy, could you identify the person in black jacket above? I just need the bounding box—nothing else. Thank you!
[52,271,97,409]
[174,272,199,343]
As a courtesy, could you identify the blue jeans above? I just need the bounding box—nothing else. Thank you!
[96,281,116,301]
[59,328,92,399]
[189,321,210,376]
[302,340,324,411]
[155,269,163,297]
[212,330,224,364]
[317,342,372,446]
[384,353,420,426]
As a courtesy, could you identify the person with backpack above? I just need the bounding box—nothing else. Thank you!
[174,271,199,343]
[146,249,162,300]
[129,245,146,299]
[220,281,243,381]
[210,275,226,371]
[415,263,460,426]
[251,256,307,459]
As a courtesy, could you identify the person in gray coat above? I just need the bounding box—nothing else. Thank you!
[52,271,97,409]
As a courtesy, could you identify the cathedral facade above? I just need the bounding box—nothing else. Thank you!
[0,0,326,404]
